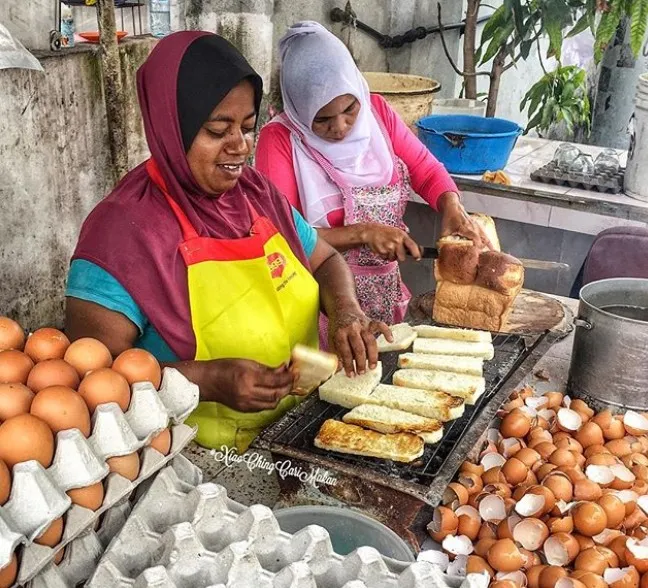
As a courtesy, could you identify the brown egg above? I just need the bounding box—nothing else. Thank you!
[550,448,578,467]
[0,554,18,588]
[573,502,609,536]
[575,547,619,574]
[502,457,529,485]
[0,383,34,420]
[0,318,25,352]
[466,555,494,577]
[27,360,80,393]
[0,350,34,385]
[500,410,532,439]
[0,414,54,468]
[112,349,161,389]
[67,482,104,511]
[540,566,569,588]
[64,338,112,378]
[487,538,524,572]
[107,453,140,481]
[24,329,70,362]
[0,460,10,505]
[30,386,91,437]
[528,565,548,588]
[150,428,171,455]
[78,368,130,413]
[599,494,627,529]
[547,515,574,534]
[53,548,65,565]
[574,479,604,501]
[574,421,605,449]
[34,517,64,547]
[544,473,574,502]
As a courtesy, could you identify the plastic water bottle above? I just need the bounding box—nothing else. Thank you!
[61,4,75,48]
[149,0,171,38]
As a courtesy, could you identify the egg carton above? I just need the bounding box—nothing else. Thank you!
[87,460,491,588]
[0,367,200,586]
[25,455,200,588]
[530,161,625,193]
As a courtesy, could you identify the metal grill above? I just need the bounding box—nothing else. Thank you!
[255,331,544,490]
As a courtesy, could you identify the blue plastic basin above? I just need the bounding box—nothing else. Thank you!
[415,114,523,174]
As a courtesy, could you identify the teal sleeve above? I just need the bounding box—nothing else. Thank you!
[291,207,317,258]
[66,259,147,334]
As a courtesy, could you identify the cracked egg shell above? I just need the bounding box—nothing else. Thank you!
[516,448,543,469]
[521,549,542,570]
[461,461,485,476]
[571,571,607,588]
[544,392,564,409]
[497,516,521,540]
[482,466,506,486]
[574,479,604,502]
[631,466,648,484]
[547,515,574,534]
[444,482,469,507]
[573,502,609,536]
[459,472,484,496]
[544,532,581,566]
[539,566,569,588]
[535,442,559,461]
[610,536,630,566]
[584,445,612,459]
[550,449,578,468]
[625,538,648,573]
[491,582,518,588]
[576,423,606,449]
[487,538,525,572]
[543,472,574,501]
[502,457,529,486]
[575,535,597,552]
[605,567,640,588]
[467,555,495,577]
[599,494,627,529]
[458,514,481,541]
[474,537,498,557]
[513,518,549,551]
[0,554,18,588]
[555,436,585,454]
[500,410,532,439]
[537,464,559,480]
[575,546,620,575]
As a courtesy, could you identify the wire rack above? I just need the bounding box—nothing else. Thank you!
[256,331,542,489]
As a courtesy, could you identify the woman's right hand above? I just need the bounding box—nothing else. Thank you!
[193,358,295,412]
[361,223,421,262]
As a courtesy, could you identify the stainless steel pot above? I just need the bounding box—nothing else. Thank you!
[568,278,648,410]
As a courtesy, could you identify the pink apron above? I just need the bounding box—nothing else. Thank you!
[276,112,413,349]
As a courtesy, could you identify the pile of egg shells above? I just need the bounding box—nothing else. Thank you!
[428,386,648,588]
[0,316,172,587]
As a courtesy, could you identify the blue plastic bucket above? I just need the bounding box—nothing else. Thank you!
[415,114,523,174]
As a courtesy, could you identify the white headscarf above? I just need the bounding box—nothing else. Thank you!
[278,22,394,227]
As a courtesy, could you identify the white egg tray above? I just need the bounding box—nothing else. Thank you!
[0,367,200,586]
[86,459,491,588]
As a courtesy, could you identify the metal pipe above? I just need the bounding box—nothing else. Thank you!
[330,6,490,49]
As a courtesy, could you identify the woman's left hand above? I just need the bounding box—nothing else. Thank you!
[438,192,494,250]
[328,304,392,377]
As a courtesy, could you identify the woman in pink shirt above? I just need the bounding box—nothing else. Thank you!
[256,22,490,345]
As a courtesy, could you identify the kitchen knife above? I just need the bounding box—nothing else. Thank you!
[413,247,569,271]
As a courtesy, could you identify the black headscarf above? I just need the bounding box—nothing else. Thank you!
[176,35,263,151]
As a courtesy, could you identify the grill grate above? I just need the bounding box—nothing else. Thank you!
[256,332,540,488]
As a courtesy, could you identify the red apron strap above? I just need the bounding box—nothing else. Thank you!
[146,159,199,241]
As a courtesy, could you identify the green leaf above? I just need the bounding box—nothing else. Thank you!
[567,12,593,36]
[481,20,515,63]
[630,0,648,56]
[480,6,509,44]
[595,0,624,61]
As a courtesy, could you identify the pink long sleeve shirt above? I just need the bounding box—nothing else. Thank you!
[255,93,458,228]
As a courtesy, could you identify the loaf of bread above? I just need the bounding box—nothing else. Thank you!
[433,214,524,332]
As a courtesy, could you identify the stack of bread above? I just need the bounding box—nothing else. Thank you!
[433,214,524,332]
[314,323,495,463]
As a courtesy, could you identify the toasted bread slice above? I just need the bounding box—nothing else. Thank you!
[318,363,383,408]
[413,325,492,343]
[369,384,465,421]
[397,353,483,376]
[393,369,486,405]
[343,404,443,444]
[291,344,339,396]
[413,337,494,360]
[376,323,417,352]
[314,419,424,463]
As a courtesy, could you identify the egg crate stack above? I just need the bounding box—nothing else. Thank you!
[0,367,199,587]
[85,456,492,588]
[530,162,625,194]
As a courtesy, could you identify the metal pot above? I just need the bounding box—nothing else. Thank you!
[568,278,648,410]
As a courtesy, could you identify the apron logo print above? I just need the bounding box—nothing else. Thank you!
[267,252,287,279]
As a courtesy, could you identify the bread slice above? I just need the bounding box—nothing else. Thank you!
[291,344,339,396]
[369,384,465,421]
[392,369,486,405]
[342,404,443,444]
[413,325,491,343]
[314,419,424,463]
[398,353,483,377]
[376,323,417,352]
[318,362,383,408]
[413,337,494,360]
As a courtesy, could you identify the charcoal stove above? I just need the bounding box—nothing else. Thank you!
[253,327,563,552]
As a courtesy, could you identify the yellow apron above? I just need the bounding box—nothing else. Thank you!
[147,160,320,452]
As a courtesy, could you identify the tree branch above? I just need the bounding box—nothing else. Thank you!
[437,2,492,79]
